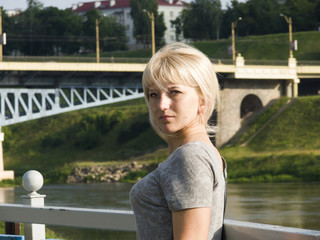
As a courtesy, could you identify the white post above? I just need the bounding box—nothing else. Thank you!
[288,57,299,98]
[236,53,245,67]
[21,170,46,240]
[0,127,4,172]
[0,126,14,181]
[293,78,300,98]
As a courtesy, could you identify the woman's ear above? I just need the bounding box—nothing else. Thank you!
[198,97,206,114]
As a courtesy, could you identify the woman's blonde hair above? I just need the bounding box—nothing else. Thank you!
[142,42,220,136]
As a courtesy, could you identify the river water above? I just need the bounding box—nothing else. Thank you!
[1,182,319,239]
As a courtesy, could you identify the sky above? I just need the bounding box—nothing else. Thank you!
[0,0,240,11]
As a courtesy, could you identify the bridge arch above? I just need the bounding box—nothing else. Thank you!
[216,79,283,147]
[240,94,263,119]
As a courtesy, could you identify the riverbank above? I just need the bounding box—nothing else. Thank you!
[1,96,320,185]
[66,161,157,184]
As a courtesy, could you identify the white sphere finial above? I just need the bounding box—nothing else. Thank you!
[22,170,44,193]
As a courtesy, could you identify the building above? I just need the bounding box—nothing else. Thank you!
[158,0,185,43]
[72,0,186,48]
[5,8,22,17]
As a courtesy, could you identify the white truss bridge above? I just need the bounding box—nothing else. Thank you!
[0,86,144,127]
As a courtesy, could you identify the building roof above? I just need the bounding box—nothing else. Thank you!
[158,0,185,7]
[99,0,131,10]
[72,0,185,13]
[73,1,99,13]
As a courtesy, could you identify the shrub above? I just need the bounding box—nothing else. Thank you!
[117,120,150,144]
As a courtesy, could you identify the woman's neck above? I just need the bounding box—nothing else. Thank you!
[166,125,211,154]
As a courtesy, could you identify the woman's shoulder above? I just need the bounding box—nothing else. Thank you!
[174,141,216,157]
[166,141,218,166]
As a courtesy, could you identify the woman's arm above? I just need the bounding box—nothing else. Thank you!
[172,207,211,240]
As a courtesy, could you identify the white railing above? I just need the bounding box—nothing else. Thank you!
[1,204,320,240]
[0,203,136,231]
[1,170,320,240]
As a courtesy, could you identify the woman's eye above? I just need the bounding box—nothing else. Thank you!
[149,92,158,98]
[169,90,181,95]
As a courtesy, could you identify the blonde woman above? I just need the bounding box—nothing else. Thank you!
[130,42,227,240]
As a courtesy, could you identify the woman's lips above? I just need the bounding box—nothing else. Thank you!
[159,115,173,121]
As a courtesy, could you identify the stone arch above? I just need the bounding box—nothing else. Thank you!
[240,94,263,118]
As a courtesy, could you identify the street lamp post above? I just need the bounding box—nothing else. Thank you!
[231,17,242,63]
[96,19,100,63]
[281,14,298,97]
[143,9,155,56]
[280,13,293,58]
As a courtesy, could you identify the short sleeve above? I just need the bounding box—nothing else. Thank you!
[158,143,216,211]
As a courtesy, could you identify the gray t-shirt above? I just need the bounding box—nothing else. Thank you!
[129,141,226,240]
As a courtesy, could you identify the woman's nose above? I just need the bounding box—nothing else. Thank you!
[159,93,171,110]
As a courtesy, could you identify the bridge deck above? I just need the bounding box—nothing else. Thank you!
[0,62,146,72]
[0,61,319,78]
[0,61,236,74]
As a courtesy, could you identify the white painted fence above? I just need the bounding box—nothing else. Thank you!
[0,170,320,240]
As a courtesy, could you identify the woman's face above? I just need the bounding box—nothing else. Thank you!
[147,84,203,135]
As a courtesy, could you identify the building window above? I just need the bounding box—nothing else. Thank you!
[170,11,174,18]
[170,35,174,41]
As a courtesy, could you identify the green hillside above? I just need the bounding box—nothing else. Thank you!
[194,31,320,61]
[220,95,320,182]
[1,98,166,184]
[1,95,320,185]
[102,31,320,61]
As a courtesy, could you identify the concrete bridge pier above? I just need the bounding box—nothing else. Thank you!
[215,56,303,147]
[0,127,14,181]
[293,78,300,98]
[289,57,300,98]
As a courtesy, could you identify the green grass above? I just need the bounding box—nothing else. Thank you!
[62,31,320,62]
[101,31,320,61]
[192,31,320,61]
[248,96,320,151]
[228,97,290,146]
[220,96,320,183]
[2,98,166,184]
[1,93,320,185]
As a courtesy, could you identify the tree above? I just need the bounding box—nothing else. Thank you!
[27,0,43,9]
[182,0,222,40]
[2,9,17,55]
[130,0,166,46]
[245,0,283,35]
[82,9,127,53]
[35,7,83,55]
[221,0,283,38]
[282,0,320,31]
[171,15,183,41]
[220,0,320,39]
[60,9,84,54]
[14,0,43,55]
[3,5,127,56]
[99,15,127,51]
[9,5,82,55]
